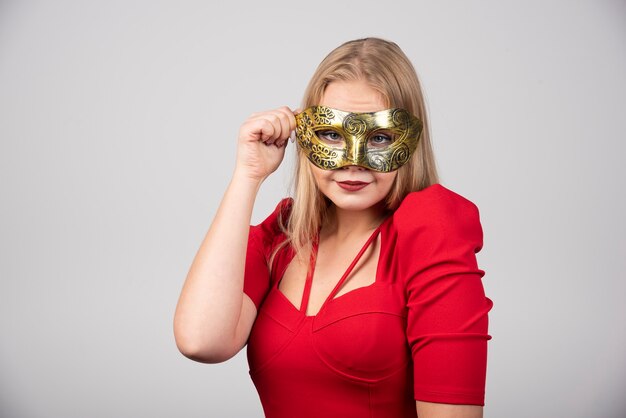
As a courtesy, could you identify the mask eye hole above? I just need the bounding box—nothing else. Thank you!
[367,130,395,149]
[315,130,345,147]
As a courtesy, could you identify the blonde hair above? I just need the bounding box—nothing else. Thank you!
[279,37,439,262]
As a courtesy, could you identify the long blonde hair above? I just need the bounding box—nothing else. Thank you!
[279,37,439,262]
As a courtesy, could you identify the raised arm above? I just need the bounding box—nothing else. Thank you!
[173,107,295,363]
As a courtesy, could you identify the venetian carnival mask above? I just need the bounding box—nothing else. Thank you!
[295,106,422,172]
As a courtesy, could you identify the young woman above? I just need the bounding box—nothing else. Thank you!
[174,37,492,418]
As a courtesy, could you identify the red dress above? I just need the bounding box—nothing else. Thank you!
[243,184,492,417]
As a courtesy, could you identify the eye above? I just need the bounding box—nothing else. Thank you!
[316,130,345,146]
[368,132,394,148]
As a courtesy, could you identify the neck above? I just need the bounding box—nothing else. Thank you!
[323,203,388,240]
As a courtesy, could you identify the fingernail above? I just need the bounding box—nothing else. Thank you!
[289,130,296,143]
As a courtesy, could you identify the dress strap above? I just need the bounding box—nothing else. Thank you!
[322,226,382,308]
[299,238,318,312]
[300,226,382,315]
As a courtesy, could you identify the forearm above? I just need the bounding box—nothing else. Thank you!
[416,401,483,418]
[174,169,262,361]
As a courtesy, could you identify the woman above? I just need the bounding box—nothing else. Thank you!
[174,37,492,418]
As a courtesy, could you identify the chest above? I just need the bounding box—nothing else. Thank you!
[248,222,410,386]
[278,235,381,316]
[247,249,410,384]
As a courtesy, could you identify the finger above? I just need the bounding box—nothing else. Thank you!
[266,113,286,143]
[274,109,293,142]
[249,107,296,127]
[245,107,295,143]
[257,118,276,143]
[240,117,273,143]
[276,137,289,148]
[263,108,293,142]
[276,106,297,133]
[259,114,285,144]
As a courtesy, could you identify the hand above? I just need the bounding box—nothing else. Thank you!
[234,106,296,182]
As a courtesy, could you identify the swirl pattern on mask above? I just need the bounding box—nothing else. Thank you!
[368,142,411,172]
[366,153,390,172]
[391,108,410,126]
[342,113,368,136]
[390,142,411,168]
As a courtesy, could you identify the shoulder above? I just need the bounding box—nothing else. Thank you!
[394,184,480,226]
[391,184,483,249]
[253,198,293,228]
[250,198,292,247]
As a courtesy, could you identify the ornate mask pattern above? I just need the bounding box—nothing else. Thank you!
[295,106,422,172]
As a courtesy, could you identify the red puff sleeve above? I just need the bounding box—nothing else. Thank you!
[394,184,493,406]
[243,199,291,310]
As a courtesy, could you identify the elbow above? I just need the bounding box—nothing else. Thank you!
[176,341,238,364]
[174,329,241,364]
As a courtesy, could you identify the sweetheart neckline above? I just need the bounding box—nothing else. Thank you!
[273,279,383,318]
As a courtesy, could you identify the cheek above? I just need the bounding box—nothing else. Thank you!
[309,165,332,190]
[377,172,398,190]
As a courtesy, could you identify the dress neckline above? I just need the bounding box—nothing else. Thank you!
[299,223,384,317]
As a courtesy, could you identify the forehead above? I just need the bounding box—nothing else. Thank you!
[320,80,387,113]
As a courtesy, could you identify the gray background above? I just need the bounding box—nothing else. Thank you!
[1,1,625,417]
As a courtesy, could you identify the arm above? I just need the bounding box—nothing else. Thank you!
[398,186,492,409]
[416,401,483,418]
[173,107,295,363]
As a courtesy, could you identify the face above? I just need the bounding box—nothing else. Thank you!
[308,80,399,212]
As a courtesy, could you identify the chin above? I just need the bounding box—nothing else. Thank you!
[325,188,389,212]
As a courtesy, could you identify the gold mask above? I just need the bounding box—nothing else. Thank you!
[295,106,422,172]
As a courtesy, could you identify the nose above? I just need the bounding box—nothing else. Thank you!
[345,139,363,165]
[344,135,366,168]
[341,164,366,171]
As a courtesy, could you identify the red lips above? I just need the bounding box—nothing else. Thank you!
[336,180,369,191]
